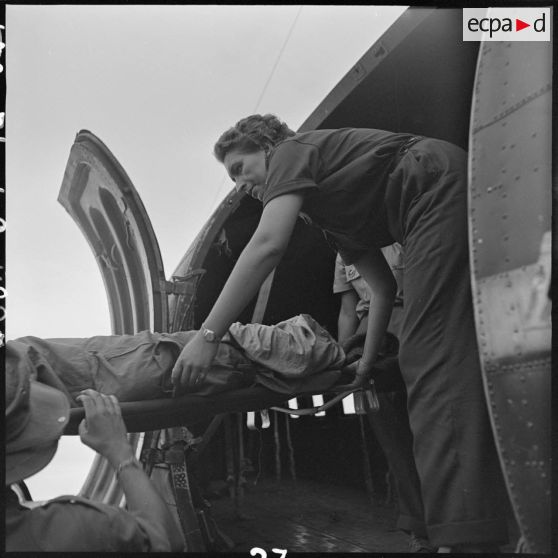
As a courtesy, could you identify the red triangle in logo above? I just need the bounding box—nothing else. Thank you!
[516,19,530,31]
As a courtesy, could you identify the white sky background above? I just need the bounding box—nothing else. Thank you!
[6,5,407,500]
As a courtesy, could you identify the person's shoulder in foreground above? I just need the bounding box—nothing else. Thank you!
[5,341,184,552]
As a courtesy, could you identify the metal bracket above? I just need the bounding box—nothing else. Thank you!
[159,280,190,296]
[246,409,271,430]
[159,269,206,296]
[141,446,188,466]
[354,382,381,415]
[142,428,203,466]
[167,269,207,332]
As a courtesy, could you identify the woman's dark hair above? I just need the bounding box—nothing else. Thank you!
[213,114,296,162]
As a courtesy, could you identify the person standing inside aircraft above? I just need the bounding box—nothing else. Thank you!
[5,348,184,552]
[172,114,509,552]
[334,244,432,553]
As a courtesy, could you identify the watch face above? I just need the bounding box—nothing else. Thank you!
[203,328,216,342]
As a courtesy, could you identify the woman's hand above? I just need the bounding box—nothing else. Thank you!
[338,358,374,390]
[354,358,375,387]
[171,332,219,395]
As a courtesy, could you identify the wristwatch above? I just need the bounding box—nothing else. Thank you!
[200,324,221,343]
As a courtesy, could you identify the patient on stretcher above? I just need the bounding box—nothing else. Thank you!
[6,315,346,406]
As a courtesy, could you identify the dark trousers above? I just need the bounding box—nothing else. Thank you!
[393,139,509,547]
[368,390,427,537]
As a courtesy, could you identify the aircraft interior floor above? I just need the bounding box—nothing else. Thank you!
[207,477,519,554]
[209,477,408,553]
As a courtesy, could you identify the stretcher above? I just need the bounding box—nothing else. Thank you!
[63,353,402,435]
[63,382,336,435]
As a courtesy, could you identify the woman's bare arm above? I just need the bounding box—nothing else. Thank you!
[172,192,305,392]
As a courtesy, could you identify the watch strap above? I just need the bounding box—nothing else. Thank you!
[116,456,141,477]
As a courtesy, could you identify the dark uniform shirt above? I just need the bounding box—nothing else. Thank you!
[5,485,169,552]
[263,128,420,264]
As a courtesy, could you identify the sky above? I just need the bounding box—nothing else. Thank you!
[6,5,407,501]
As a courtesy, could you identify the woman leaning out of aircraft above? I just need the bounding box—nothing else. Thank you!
[171,114,510,552]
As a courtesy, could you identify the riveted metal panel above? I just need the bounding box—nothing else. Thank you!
[485,359,551,552]
[469,40,552,554]
[300,8,479,149]
[470,42,551,278]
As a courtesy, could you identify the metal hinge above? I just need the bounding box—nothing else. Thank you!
[158,269,206,296]
[141,438,203,466]
[159,279,190,296]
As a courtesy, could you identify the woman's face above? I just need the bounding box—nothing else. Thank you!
[223,148,267,201]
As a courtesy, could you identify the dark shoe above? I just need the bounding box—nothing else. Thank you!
[409,532,435,553]
[438,543,500,553]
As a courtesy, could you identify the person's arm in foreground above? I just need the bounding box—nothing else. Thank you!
[347,248,396,387]
[172,192,305,392]
[77,389,184,552]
